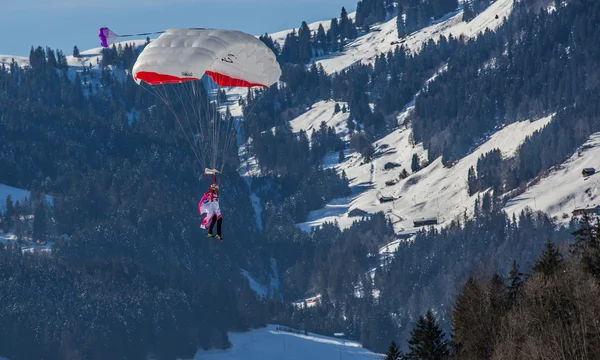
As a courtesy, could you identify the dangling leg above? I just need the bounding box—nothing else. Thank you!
[216,217,223,239]
[207,214,217,237]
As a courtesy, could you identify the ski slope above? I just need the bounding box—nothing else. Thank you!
[315,0,514,74]
[504,132,600,223]
[193,325,381,360]
[299,114,554,234]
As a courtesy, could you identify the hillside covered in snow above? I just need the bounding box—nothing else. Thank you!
[193,325,382,360]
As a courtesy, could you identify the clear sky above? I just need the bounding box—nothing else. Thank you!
[0,0,357,57]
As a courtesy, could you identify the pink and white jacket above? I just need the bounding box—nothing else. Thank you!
[198,191,222,229]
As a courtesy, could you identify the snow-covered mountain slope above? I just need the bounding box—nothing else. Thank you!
[504,132,600,223]
[0,55,28,68]
[316,0,514,74]
[193,325,381,360]
[299,114,554,234]
[288,100,350,139]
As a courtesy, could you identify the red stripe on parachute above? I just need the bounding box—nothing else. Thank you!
[205,71,268,88]
[134,71,199,84]
[135,71,268,88]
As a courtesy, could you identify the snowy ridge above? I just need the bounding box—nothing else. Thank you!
[65,40,147,70]
[504,132,600,222]
[270,12,357,46]
[299,114,554,234]
[193,324,381,360]
[288,100,350,139]
[0,55,28,68]
[316,0,515,74]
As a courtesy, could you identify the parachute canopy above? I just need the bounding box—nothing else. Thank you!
[99,27,119,48]
[132,28,281,88]
[130,28,281,182]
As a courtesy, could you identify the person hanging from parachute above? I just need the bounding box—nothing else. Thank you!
[102,27,281,240]
[198,183,223,241]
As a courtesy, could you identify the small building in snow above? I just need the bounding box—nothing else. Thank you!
[582,168,596,177]
[349,208,370,218]
[572,206,600,217]
[384,162,401,170]
[414,217,438,227]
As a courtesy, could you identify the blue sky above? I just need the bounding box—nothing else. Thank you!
[0,0,356,56]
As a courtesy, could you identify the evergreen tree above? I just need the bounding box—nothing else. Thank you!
[384,340,403,360]
[463,1,475,22]
[73,46,80,58]
[3,196,14,233]
[338,149,345,163]
[407,310,449,360]
[533,239,564,277]
[32,200,48,243]
[507,260,523,305]
[340,7,357,40]
[467,166,477,196]
[328,18,340,51]
[571,215,600,279]
[411,154,420,173]
[316,24,328,54]
[298,21,313,64]
[334,103,341,113]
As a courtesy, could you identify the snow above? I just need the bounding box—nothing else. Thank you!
[288,100,350,140]
[504,132,600,223]
[0,183,52,213]
[193,324,381,360]
[0,55,29,68]
[65,40,147,70]
[0,232,53,254]
[315,0,515,74]
[269,13,357,47]
[299,114,554,234]
[240,269,268,297]
[21,243,53,254]
[239,258,281,299]
[379,239,401,262]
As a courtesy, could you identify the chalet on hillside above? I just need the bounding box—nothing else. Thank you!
[572,206,600,216]
[384,162,401,170]
[582,168,596,177]
[414,217,438,227]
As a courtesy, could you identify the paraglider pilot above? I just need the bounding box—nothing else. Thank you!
[198,184,223,241]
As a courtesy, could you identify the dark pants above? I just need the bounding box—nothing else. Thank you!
[208,215,222,236]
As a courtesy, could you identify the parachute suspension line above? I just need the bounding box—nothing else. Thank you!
[117,30,164,38]
[187,81,210,172]
[211,78,220,173]
[146,83,204,169]
[173,81,207,171]
[209,77,220,173]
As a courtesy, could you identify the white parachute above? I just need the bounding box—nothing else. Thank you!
[132,28,281,181]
